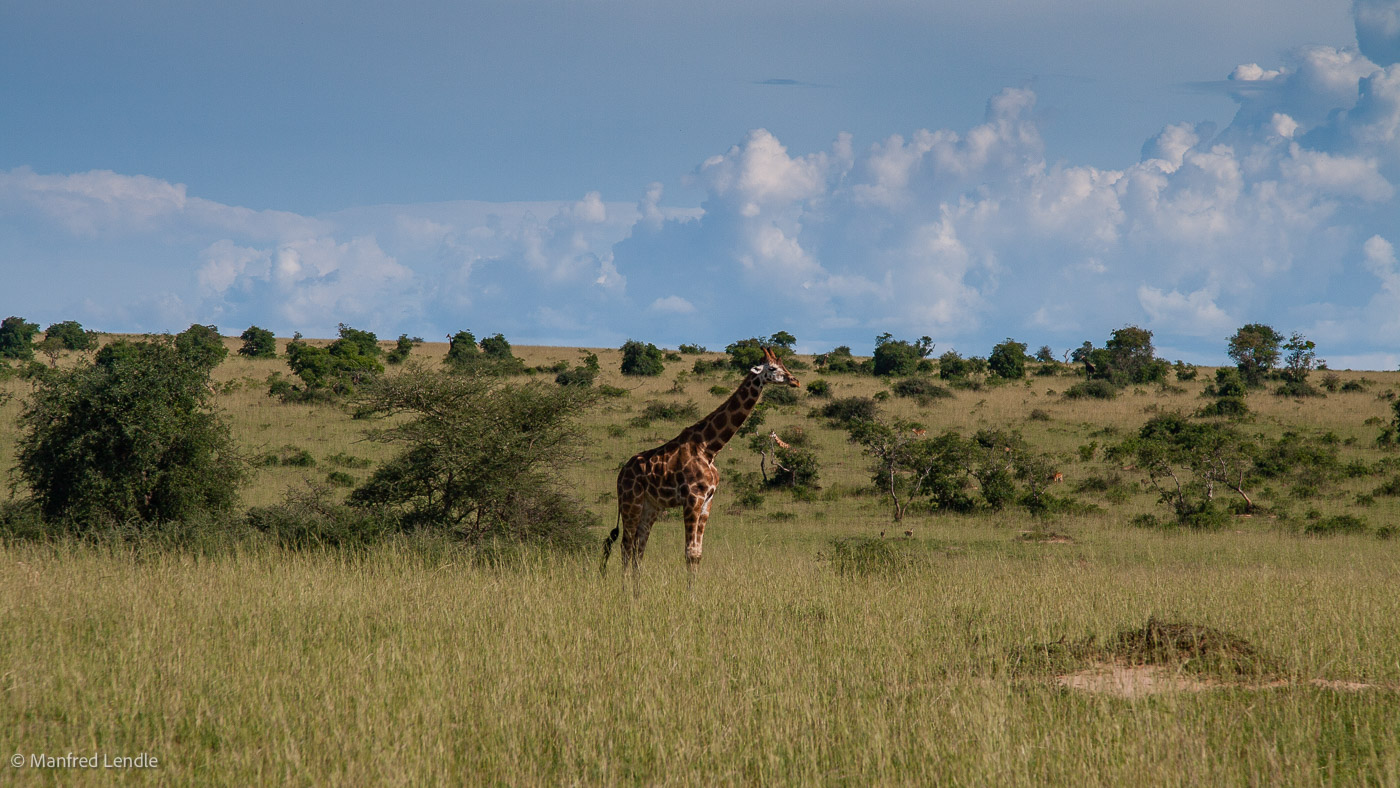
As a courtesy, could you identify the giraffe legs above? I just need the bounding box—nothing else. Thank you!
[619,502,659,597]
[683,490,713,587]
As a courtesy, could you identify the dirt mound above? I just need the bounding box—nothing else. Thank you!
[1012,616,1276,679]
[1105,617,1275,676]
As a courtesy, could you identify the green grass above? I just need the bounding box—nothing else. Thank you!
[2,338,1400,783]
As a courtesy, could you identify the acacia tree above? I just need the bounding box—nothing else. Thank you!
[1124,414,1256,527]
[238,325,277,358]
[15,337,246,527]
[847,418,970,521]
[1227,323,1283,386]
[349,365,602,547]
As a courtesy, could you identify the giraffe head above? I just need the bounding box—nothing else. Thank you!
[752,346,801,388]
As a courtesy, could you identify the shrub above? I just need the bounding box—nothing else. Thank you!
[326,471,356,487]
[238,325,277,358]
[820,396,879,427]
[1063,380,1118,400]
[0,316,39,360]
[872,333,934,376]
[692,357,728,375]
[43,320,98,351]
[620,339,666,376]
[988,338,1028,379]
[938,351,970,379]
[815,346,864,374]
[1197,397,1249,418]
[1303,514,1368,536]
[14,337,246,528]
[762,385,800,406]
[634,400,699,424]
[386,334,417,364]
[555,352,600,387]
[726,337,796,371]
[349,368,602,548]
[275,332,383,401]
[175,324,229,371]
[805,379,832,398]
[1275,379,1325,398]
[765,446,821,490]
[678,343,707,354]
[446,330,480,365]
[891,376,953,403]
[335,324,381,357]
[1206,367,1248,399]
[246,484,397,550]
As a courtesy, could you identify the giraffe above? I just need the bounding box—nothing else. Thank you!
[601,346,800,588]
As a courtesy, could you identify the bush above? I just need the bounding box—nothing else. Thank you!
[620,339,666,376]
[349,368,603,548]
[872,333,934,376]
[0,316,39,360]
[634,400,699,424]
[806,379,832,398]
[1197,397,1249,418]
[678,343,707,354]
[14,336,246,528]
[692,357,728,375]
[762,385,800,406]
[819,396,879,427]
[275,331,384,401]
[446,330,480,364]
[1206,367,1248,399]
[1303,514,1368,536]
[335,324,382,357]
[988,338,1028,379]
[1063,380,1118,400]
[815,346,864,374]
[247,484,397,550]
[765,446,821,490]
[386,334,417,364]
[1275,379,1325,398]
[43,320,98,351]
[238,325,277,358]
[554,353,600,387]
[892,376,953,403]
[174,324,229,370]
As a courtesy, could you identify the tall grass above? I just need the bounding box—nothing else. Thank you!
[2,529,1398,785]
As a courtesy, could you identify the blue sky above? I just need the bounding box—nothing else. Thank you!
[3,0,1399,367]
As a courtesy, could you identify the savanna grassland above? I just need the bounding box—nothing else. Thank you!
[2,338,1400,785]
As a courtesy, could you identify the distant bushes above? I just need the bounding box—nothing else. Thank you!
[1063,380,1117,400]
[891,376,952,404]
[818,396,880,427]
[620,339,665,376]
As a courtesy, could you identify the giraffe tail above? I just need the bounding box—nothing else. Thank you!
[600,509,621,576]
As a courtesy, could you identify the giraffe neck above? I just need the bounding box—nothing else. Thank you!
[688,371,765,456]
